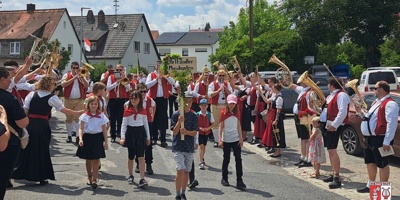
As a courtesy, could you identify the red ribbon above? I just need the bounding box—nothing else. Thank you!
[85,111,102,119]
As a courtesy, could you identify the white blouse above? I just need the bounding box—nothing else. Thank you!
[24,90,65,111]
[79,113,109,134]
[121,112,150,140]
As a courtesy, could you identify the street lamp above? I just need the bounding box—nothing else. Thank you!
[80,7,90,64]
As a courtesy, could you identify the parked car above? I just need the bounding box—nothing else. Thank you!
[280,75,329,113]
[340,91,400,158]
[358,70,400,92]
[368,67,400,83]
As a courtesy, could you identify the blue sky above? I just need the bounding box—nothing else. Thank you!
[2,0,276,33]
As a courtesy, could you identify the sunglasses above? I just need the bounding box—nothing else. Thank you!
[373,87,381,91]
[116,69,123,71]
[140,90,148,93]
[219,75,225,77]
[72,67,79,69]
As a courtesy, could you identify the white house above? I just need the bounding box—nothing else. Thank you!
[155,32,220,72]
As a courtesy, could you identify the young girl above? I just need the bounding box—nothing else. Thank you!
[120,90,150,188]
[308,116,326,178]
[218,94,246,190]
[76,96,109,189]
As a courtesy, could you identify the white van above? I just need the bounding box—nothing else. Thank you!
[358,69,400,92]
[367,67,400,82]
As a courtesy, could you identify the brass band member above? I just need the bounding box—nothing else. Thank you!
[62,61,89,143]
[193,66,211,112]
[320,77,350,189]
[356,81,399,193]
[208,69,233,147]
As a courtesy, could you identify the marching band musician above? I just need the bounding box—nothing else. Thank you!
[168,80,179,118]
[107,64,131,143]
[4,59,33,104]
[100,64,114,84]
[62,61,89,143]
[319,76,350,189]
[193,66,211,113]
[290,75,312,168]
[355,81,399,193]
[208,69,233,148]
[145,60,175,147]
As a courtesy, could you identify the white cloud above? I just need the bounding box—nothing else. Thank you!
[156,0,207,7]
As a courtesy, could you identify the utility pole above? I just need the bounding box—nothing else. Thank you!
[249,0,254,72]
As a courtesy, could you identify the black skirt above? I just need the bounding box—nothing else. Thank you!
[12,118,55,181]
[76,133,106,159]
[241,105,252,131]
[124,126,146,149]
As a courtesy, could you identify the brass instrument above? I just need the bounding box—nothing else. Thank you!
[345,79,368,110]
[120,77,130,85]
[28,34,49,65]
[78,68,88,77]
[269,54,293,88]
[272,125,280,146]
[231,55,241,72]
[82,62,95,70]
[297,71,326,114]
[213,61,220,69]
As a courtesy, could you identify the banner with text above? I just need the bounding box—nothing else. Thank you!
[168,57,197,73]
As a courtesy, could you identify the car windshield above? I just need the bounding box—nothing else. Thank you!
[368,72,396,84]
[357,94,400,116]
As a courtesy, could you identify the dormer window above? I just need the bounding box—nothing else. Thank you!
[10,42,20,55]
[91,42,97,51]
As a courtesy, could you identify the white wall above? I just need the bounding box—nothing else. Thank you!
[51,11,85,73]
[121,17,158,72]
[158,41,219,72]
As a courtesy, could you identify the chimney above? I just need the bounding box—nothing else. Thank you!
[86,10,95,24]
[98,10,105,27]
[27,3,35,13]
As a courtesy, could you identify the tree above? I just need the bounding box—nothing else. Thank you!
[129,65,149,75]
[205,22,211,31]
[89,60,107,82]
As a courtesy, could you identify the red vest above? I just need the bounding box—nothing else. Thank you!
[375,97,393,135]
[101,72,109,84]
[144,96,153,122]
[19,90,31,100]
[63,72,86,100]
[298,89,311,111]
[196,82,207,104]
[327,90,349,124]
[129,81,136,96]
[11,87,23,103]
[148,72,169,99]
[198,112,211,135]
[249,87,257,107]
[210,81,228,105]
[108,75,130,99]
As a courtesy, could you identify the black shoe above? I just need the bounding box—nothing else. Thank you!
[180,194,187,200]
[213,142,218,148]
[175,195,182,200]
[135,166,140,173]
[146,165,154,175]
[7,180,13,188]
[75,137,79,144]
[329,177,341,189]
[221,179,230,187]
[298,161,312,168]
[266,148,275,154]
[111,138,116,143]
[357,186,370,193]
[265,147,271,151]
[188,180,199,189]
[92,182,98,189]
[139,179,148,188]
[257,144,265,148]
[249,139,258,145]
[152,140,157,145]
[270,154,281,158]
[71,131,76,137]
[39,180,48,185]
[323,175,334,183]
[236,180,247,190]
[66,136,72,143]
[294,159,304,166]
[160,142,168,147]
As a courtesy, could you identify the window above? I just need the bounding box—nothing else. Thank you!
[63,21,66,29]
[68,44,73,54]
[91,42,97,51]
[141,26,143,32]
[195,48,207,52]
[144,43,150,54]
[182,48,188,56]
[159,48,170,56]
[10,42,20,55]
[134,41,140,53]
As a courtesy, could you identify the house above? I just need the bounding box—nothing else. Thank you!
[0,4,84,69]
[70,10,160,71]
[155,31,220,72]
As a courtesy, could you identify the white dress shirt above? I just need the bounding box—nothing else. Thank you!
[79,113,109,134]
[62,73,82,99]
[293,86,310,114]
[360,94,399,145]
[207,81,233,104]
[145,71,175,98]
[24,90,65,111]
[121,112,150,140]
[320,89,350,128]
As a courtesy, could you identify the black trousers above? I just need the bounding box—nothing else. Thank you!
[169,95,178,118]
[153,97,168,142]
[108,98,128,139]
[135,122,154,166]
[189,160,195,183]
[222,141,243,182]
[0,145,19,200]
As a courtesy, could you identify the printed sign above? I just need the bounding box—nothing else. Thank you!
[168,57,197,73]
[370,182,392,200]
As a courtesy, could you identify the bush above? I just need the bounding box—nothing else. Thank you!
[129,66,148,75]
[350,64,365,80]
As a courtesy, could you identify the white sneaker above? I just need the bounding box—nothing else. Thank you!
[199,163,205,170]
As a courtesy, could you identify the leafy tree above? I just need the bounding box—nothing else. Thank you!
[129,65,149,75]
[89,60,107,82]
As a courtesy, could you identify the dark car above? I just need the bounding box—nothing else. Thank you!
[340,92,400,158]
[279,75,330,113]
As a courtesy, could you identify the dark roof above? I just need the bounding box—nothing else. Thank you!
[71,13,157,59]
[154,32,186,44]
[0,8,66,39]
[155,32,219,46]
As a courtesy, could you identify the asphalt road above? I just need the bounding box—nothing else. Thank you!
[4,112,399,200]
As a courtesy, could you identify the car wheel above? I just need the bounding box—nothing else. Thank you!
[341,126,363,156]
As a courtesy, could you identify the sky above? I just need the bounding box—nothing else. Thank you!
[1,0,276,34]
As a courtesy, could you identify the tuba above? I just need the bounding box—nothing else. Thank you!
[298,71,326,114]
[345,79,368,110]
[269,54,293,88]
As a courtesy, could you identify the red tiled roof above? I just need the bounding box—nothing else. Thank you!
[151,30,159,40]
[0,8,65,40]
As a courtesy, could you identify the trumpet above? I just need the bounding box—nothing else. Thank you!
[272,124,280,146]
[120,77,130,85]
[269,54,293,89]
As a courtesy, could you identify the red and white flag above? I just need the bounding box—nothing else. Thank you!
[84,38,91,52]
